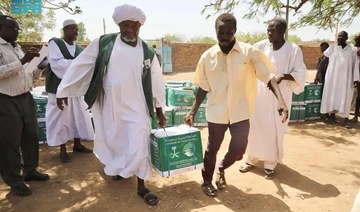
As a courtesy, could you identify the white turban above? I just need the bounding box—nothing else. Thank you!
[63,19,77,28]
[112,4,146,25]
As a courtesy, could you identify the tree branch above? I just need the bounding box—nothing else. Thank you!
[281,0,309,12]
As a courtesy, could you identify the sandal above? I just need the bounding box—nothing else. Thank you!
[215,172,227,190]
[201,181,217,197]
[264,169,275,180]
[112,175,124,181]
[239,163,255,173]
[137,188,159,206]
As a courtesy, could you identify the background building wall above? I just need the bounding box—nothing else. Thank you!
[20,42,323,72]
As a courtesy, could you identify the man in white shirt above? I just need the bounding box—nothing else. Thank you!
[240,17,307,179]
[45,19,94,163]
[320,31,359,128]
[0,15,49,197]
[351,33,360,123]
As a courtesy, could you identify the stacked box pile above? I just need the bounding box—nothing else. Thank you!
[290,83,323,122]
[290,91,306,123]
[192,86,207,126]
[150,125,203,177]
[164,81,208,127]
[304,83,323,120]
[151,107,174,129]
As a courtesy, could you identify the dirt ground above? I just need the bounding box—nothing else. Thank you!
[1,70,359,212]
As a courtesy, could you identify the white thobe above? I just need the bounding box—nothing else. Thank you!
[46,40,94,146]
[56,35,165,180]
[320,44,360,117]
[246,40,307,168]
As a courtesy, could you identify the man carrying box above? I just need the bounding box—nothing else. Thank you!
[184,13,288,197]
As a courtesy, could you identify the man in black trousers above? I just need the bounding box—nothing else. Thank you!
[0,15,49,197]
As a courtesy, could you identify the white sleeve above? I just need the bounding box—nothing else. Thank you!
[289,45,307,94]
[151,55,166,109]
[56,38,100,98]
[48,40,73,79]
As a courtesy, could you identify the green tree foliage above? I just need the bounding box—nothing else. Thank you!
[234,32,301,44]
[202,0,360,31]
[189,36,217,44]
[288,34,302,44]
[0,0,81,41]
[235,32,267,44]
[16,10,56,42]
[76,22,90,43]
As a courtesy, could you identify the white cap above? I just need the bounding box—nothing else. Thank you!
[112,4,146,25]
[63,19,77,28]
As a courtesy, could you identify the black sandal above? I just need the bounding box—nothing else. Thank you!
[201,181,217,197]
[264,169,275,180]
[112,175,124,181]
[137,188,159,206]
[215,172,227,190]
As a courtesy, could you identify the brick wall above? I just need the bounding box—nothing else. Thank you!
[170,43,212,72]
[170,43,323,71]
[299,44,321,69]
[19,42,322,72]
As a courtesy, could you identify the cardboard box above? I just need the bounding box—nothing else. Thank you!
[290,103,306,122]
[167,87,195,107]
[194,106,207,127]
[304,83,323,103]
[37,118,46,144]
[292,92,305,104]
[150,125,203,177]
[172,108,191,126]
[306,102,321,120]
[33,95,47,118]
[151,107,174,129]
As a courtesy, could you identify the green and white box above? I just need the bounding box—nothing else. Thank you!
[290,103,306,122]
[304,83,323,103]
[151,107,174,129]
[194,106,207,127]
[167,87,195,107]
[33,95,47,118]
[37,118,46,144]
[164,107,174,127]
[306,102,321,120]
[172,108,190,126]
[150,125,203,177]
[292,92,305,104]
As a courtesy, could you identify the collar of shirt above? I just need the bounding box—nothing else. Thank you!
[0,37,20,48]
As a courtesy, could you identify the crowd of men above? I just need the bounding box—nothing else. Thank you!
[0,3,359,207]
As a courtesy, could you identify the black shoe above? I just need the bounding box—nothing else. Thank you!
[201,181,217,197]
[264,169,275,180]
[215,172,227,190]
[60,151,71,163]
[344,118,353,129]
[112,175,124,181]
[24,170,50,181]
[11,183,32,196]
[350,117,358,123]
[73,145,93,153]
[344,122,353,129]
